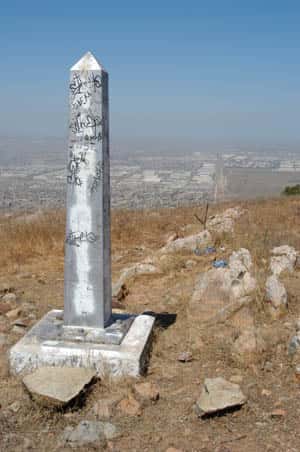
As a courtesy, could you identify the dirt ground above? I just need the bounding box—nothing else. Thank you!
[1,197,300,451]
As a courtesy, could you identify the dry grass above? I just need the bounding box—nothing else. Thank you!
[0,197,299,273]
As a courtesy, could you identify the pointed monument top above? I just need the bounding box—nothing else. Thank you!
[71,51,105,72]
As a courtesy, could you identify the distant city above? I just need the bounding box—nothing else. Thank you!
[0,137,300,212]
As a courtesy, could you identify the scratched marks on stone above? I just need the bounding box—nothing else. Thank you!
[90,161,104,193]
[66,231,98,247]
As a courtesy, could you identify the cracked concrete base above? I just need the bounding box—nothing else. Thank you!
[9,310,155,379]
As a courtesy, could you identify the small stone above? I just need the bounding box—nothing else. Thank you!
[195,377,247,416]
[62,420,107,447]
[134,382,159,402]
[295,319,300,332]
[271,409,286,418]
[288,334,300,356]
[117,395,142,416]
[23,367,96,406]
[8,400,21,413]
[262,389,272,397]
[11,325,26,335]
[177,351,193,363]
[265,275,287,318]
[2,293,17,303]
[6,308,21,321]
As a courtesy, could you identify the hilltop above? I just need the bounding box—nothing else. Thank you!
[0,196,300,451]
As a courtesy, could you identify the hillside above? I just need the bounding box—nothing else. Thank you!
[0,197,300,451]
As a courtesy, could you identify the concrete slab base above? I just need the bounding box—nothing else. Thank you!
[9,310,155,379]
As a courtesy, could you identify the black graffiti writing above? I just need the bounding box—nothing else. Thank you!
[70,113,102,141]
[69,73,101,96]
[90,160,104,193]
[72,91,91,109]
[67,151,88,186]
[66,231,98,247]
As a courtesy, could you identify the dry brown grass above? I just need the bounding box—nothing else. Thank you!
[0,197,299,274]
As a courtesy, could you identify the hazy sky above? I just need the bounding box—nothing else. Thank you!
[2,1,300,150]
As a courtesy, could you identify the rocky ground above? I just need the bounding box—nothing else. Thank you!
[0,197,300,451]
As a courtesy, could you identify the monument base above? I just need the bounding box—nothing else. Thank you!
[9,310,155,379]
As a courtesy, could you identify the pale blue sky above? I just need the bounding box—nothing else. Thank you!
[2,1,300,150]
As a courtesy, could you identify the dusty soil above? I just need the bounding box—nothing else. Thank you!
[0,197,300,451]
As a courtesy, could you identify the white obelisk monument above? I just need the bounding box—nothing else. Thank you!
[64,51,111,331]
[9,52,155,378]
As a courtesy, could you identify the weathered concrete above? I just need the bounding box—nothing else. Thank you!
[9,310,154,379]
[64,51,111,330]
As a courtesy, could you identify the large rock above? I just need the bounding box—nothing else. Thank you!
[231,327,266,365]
[265,275,288,318]
[188,249,256,348]
[270,245,297,276]
[189,248,256,326]
[23,367,96,406]
[160,230,211,254]
[207,207,245,234]
[112,262,158,297]
[195,377,247,416]
[62,420,119,447]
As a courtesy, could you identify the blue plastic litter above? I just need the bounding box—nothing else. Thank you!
[205,246,216,255]
[213,259,228,268]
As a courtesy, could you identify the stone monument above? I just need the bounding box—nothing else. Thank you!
[9,52,155,378]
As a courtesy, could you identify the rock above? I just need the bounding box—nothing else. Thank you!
[112,283,129,301]
[117,395,142,416]
[8,400,21,413]
[265,275,287,317]
[288,333,300,357]
[230,306,255,333]
[177,351,193,362]
[6,307,21,321]
[134,382,159,402]
[165,232,179,245]
[188,248,256,347]
[229,248,253,272]
[195,377,247,416]
[23,367,96,406]
[160,230,212,254]
[270,245,297,276]
[207,207,245,234]
[295,319,300,332]
[112,263,158,297]
[92,397,120,419]
[232,328,266,365]
[270,409,286,418]
[2,292,17,304]
[11,325,26,335]
[62,420,119,447]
